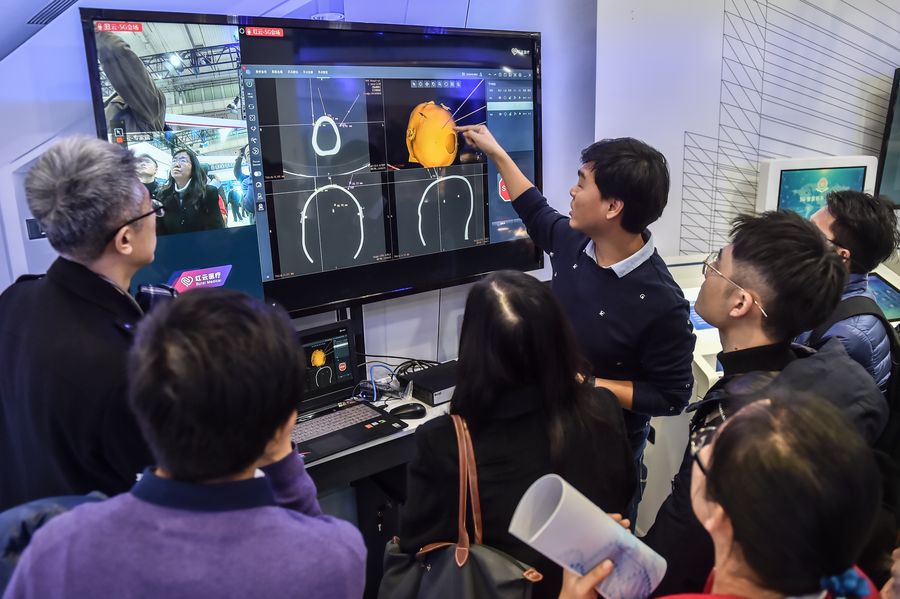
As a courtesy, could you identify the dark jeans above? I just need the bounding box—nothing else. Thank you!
[624,422,650,528]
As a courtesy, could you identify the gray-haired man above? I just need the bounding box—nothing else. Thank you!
[0,137,159,510]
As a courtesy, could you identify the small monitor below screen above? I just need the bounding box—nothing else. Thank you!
[867,273,900,322]
[295,322,359,411]
[777,166,867,218]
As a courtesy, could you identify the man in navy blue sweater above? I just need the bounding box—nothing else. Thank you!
[459,125,696,503]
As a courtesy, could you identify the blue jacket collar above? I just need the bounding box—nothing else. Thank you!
[843,272,868,297]
[131,468,276,512]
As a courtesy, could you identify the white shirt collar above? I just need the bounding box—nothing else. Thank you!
[583,231,655,278]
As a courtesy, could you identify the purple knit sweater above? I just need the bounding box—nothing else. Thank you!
[2,452,366,599]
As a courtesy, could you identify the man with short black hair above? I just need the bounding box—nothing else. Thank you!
[135,153,161,202]
[796,191,900,391]
[643,210,889,595]
[0,137,159,511]
[458,125,695,512]
[3,289,366,599]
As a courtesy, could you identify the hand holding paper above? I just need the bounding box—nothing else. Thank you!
[509,474,666,599]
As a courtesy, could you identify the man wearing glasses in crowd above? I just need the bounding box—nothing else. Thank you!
[795,191,900,392]
[642,210,889,595]
[0,137,163,511]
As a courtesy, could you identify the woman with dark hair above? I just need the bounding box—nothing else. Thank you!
[561,396,882,599]
[156,148,225,235]
[397,270,636,599]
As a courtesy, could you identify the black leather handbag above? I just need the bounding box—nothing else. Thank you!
[378,414,543,599]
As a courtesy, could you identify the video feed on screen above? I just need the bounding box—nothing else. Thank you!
[777,166,866,218]
[92,21,253,234]
[301,333,354,395]
[89,18,264,301]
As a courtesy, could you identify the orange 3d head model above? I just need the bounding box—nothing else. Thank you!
[406,101,458,167]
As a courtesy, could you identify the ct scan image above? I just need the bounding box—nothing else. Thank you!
[393,163,486,257]
[272,171,388,275]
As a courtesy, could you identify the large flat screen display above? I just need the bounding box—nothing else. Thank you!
[876,68,900,205]
[80,9,543,315]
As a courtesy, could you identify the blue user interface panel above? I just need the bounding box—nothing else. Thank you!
[868,273,900,322]
[777,166,867,218]
[689,300,714,331]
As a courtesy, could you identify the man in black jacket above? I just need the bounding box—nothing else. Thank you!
[0,137,159,510]
[643,211,889,595]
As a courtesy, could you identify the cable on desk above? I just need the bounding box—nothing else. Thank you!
[358,352,439,365]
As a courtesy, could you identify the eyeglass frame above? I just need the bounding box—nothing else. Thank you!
[689,425,718,477]
[104,201,164,244]
[701,252,769,319]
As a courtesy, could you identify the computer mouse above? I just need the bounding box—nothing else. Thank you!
[389,402,427,419]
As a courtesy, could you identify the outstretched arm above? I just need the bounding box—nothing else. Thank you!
[457,125,533,200]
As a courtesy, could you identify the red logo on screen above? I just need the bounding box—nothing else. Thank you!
[338,362,348,373]
[95,22,143,33]
[245,27,284,37]
[499,177,511,202]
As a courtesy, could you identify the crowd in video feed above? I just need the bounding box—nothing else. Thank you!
[93,21,253,235]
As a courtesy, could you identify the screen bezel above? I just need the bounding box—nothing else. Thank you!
[876,67,900,199]
[79,7,544,317]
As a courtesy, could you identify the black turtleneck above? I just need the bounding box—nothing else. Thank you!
[716,341,796,380]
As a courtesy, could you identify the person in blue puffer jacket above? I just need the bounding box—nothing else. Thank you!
[796,190,900,392]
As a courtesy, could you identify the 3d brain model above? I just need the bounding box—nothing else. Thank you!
[310,349,327,368]
[406,101,458,167]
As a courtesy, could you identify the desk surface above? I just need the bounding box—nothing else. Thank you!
[305,398,449,493]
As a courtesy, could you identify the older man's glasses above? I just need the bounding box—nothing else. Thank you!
[689,425,718,476]
[105,201,164,244]
[702,253,769,319]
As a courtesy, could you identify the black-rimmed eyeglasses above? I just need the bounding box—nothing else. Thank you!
[689,425,717,476]
[105,201,164,244]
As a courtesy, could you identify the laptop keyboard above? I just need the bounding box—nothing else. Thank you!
[292,402,380,444]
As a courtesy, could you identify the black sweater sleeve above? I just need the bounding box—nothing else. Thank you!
[202,186,226,230]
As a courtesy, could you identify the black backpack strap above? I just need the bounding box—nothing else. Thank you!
[808,295,886,348]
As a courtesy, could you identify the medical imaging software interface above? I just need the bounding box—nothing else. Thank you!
[300,331,354,397]
[238,27,537,282]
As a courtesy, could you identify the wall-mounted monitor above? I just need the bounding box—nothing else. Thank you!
[755,155,878,218]
[80,9,543,315]
[876,67,900,205]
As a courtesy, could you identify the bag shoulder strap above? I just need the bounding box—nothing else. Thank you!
[808,295,884,347]
[459,418,484,545]
[450,415,471,567]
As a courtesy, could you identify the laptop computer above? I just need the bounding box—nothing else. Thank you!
[291,321,408,463]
